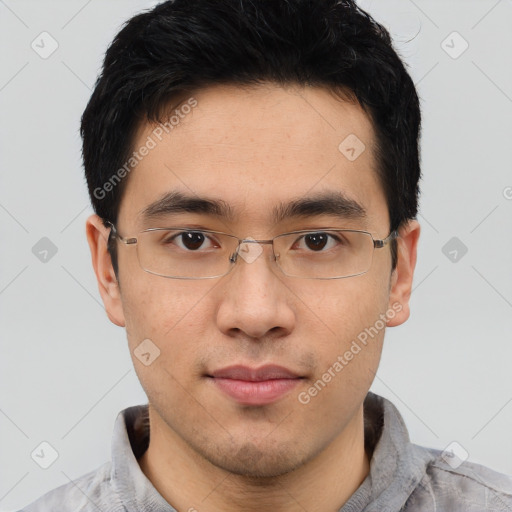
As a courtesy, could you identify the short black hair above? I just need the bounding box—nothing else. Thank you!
[80,0,421,276]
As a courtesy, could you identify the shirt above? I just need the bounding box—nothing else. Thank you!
[20,392,512,511]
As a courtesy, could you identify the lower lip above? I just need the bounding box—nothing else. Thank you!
[210,377,301,405]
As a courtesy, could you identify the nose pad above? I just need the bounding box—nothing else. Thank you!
[229,241,276,266]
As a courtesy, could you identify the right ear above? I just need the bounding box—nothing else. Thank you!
[85,214,126,327]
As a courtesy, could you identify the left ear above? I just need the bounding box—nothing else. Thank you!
[387,219,420,327]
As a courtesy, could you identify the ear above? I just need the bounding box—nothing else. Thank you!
[387,220,420,327]
[85,214,126,327]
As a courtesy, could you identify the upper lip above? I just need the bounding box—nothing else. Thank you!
[209,365,302,381]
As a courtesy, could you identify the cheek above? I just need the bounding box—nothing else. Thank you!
[310,270,390,332]
[121,281,214,410]
[305,275,390,382]
[120,278,212,371]
[294,285,388,439]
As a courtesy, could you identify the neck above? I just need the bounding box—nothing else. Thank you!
[138,404,370,512]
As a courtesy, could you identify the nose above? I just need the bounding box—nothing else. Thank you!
[215,241,296,341]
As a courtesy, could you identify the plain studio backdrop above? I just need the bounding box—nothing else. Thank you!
[1,0,511,510]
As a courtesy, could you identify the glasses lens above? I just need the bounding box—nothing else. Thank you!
[275,230,374,279]
[136,229,236,278]
[134,228,375,279]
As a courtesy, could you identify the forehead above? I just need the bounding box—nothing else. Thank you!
[118,83,388,232]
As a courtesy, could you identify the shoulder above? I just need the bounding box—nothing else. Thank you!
[408,444,512,511]
[18,461,123,512]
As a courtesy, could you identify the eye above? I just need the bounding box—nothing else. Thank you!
[164,231,219,251]
[292,232,344,252]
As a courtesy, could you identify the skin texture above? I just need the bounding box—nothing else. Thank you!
[86,83,420,512]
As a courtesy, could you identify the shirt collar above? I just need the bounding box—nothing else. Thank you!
[110,403,176,511]
[340,392,433,511]
[109,392,432,511]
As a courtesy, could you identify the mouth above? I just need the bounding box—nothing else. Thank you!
[206,364,305,406]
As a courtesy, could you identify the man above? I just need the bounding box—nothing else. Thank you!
[21,0,512,510]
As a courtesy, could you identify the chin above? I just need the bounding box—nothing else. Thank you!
[204,439,310,479]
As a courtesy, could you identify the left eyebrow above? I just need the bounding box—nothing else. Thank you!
[272,190,367,224]
[139,189,367,225]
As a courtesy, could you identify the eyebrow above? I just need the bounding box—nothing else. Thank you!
[139,190,367,225]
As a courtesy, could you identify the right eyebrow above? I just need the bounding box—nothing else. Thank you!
[140,190,236,223]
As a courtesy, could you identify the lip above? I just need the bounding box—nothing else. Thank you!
[207,365,303,405]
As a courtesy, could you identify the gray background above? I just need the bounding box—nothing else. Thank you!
[1,0,511,509]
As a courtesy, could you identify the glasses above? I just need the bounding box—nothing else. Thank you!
[106,221,397,280]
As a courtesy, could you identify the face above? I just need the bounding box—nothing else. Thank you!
[88,83,418,478]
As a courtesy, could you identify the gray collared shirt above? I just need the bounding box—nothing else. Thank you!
[20,392,512,511]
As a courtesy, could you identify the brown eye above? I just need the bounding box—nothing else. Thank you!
[292,232,342,253]
[179,231,206,251]
[303,233,329,251]
[162,231,213,251]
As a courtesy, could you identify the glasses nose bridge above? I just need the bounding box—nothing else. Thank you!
[239,237,274,245]
[230,236,277,265]
[239,237,276,252]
